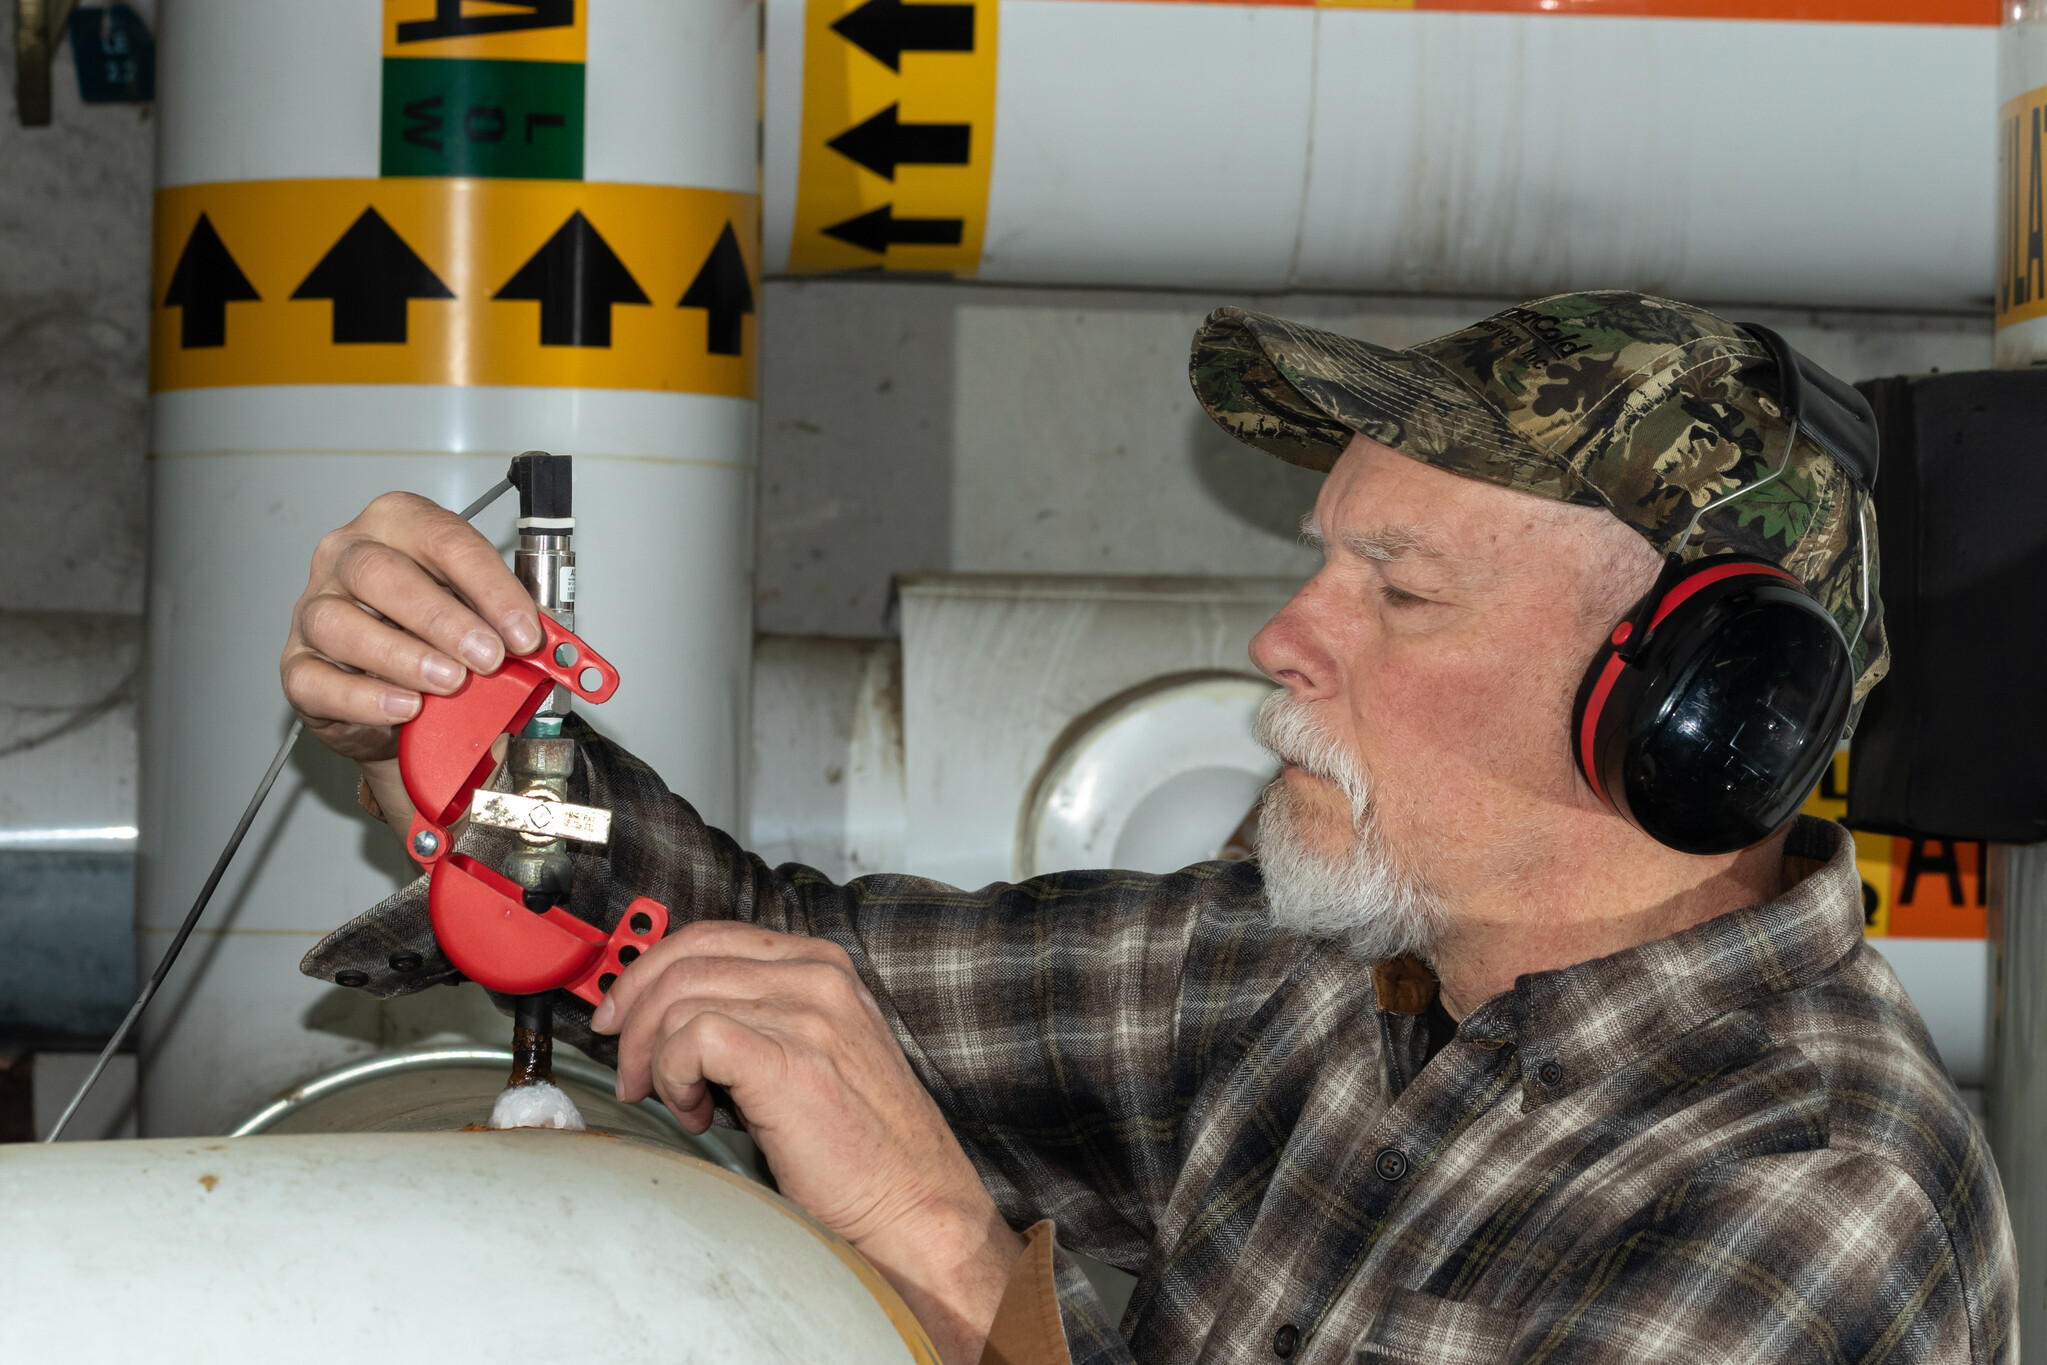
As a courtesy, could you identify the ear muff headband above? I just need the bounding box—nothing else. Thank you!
[1570,323,1873,856]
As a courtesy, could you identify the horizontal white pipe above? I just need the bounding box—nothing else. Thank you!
[0,826,139,847]
[767,0,1994,308]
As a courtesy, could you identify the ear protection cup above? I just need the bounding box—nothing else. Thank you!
[1573,555,1854,856]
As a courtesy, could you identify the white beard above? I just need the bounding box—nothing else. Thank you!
[1252,690,1449,960]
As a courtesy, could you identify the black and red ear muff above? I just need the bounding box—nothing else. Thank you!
[1572,555,1855,856]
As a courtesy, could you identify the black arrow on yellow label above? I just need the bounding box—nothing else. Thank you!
[822,204,964,255]
[292,208,454,345]
[828,104,970,181]
[494,211,649,347]
[831,0,973,72]
[679,222,754,356]
[163,213,259,349]
[397,0,572,43]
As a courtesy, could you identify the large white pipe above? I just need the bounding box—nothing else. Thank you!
[142,0,758,1136]
[0,1130,932,1362]
[765,0,1994,308]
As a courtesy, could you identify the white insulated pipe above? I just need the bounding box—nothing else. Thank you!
[0,1130,932,1362]
[141,0,759,1136]
[764,0,1995,309]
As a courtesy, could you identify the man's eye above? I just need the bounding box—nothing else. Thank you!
[1381,585,1427,607]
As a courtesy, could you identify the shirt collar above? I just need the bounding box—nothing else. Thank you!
[1373,817,1865,1104]
[1501,816,1863,1104]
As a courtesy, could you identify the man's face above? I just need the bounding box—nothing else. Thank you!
[1249,436,1654,941]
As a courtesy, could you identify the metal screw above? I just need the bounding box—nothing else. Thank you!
[335,970,369,989]
[388,952,422,973]
[411,829,441,859]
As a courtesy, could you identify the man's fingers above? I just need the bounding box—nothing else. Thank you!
[322,539,510,676]
[595,920,852,1032]
[609,953,862,1102]
[282,649,420,728]
[359,493,542,655]
[296,592,472,696]
[593,925,855,1039]
[612,960,725,1098]
[647,1010,788,1134]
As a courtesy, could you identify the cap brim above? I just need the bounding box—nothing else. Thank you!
[1189,307,1543,483]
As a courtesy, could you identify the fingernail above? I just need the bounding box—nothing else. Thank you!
[457,629,502,673]
[381,690,421,721]
[590,998,615,1032]
[501,611,541,654]
[420,654,462,689]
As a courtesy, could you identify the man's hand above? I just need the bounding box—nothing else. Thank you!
[591,921,1026,1365]
[280,492,542,763]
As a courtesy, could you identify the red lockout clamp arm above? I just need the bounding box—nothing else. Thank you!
[394,616,666,1004]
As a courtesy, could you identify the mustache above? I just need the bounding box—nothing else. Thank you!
[1252,690,1447,953]
[1254,690,1371,813]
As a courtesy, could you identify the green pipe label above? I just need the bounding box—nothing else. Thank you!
[380,57,585,180]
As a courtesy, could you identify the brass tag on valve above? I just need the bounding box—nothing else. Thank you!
[468,789,612,845]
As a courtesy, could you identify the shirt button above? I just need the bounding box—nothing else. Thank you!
[1537,1061,1564,1086]
[1374,1147,1409,1181]
[1272,1323,1300,1358]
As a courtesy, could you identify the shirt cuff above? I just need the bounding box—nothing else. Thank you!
[981,1220,1072,1365]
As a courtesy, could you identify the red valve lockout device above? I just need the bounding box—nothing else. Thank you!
[394,616,667,1003]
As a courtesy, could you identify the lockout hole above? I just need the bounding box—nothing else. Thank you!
[630,912,653,935]
[599,973,617,993]
[579,667,603,692]
[554,642,578,667]
[618,945,640,965]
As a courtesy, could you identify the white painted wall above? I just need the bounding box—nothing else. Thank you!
[757,278,1994,638]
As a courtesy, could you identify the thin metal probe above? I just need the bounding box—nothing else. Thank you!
[44,472,518,1142]
[43,720,304,1142]
[459,476,514,522]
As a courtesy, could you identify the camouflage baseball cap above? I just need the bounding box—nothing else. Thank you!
[1189,290,1887,705]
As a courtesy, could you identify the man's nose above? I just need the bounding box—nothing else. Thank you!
[1250,588,1338,701]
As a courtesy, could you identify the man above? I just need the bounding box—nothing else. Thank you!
[286,291,2016,1363]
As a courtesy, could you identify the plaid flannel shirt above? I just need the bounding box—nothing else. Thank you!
[310,720,2018,1364]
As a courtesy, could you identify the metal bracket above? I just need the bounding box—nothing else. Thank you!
[14,0,76,127]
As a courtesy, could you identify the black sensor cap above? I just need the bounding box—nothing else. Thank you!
[509,451,572,521]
